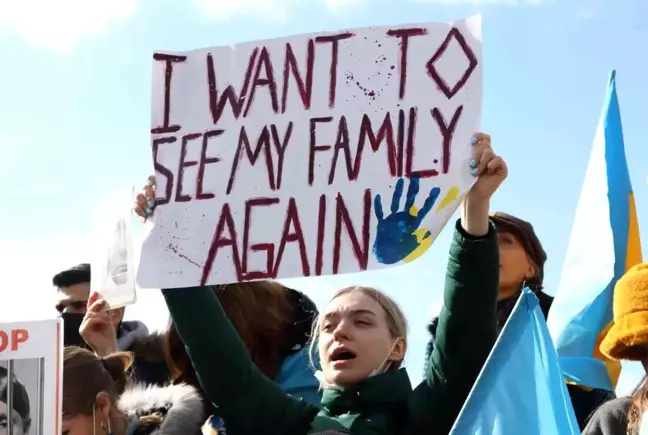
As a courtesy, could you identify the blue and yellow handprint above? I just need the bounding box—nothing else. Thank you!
[373,176,460,265]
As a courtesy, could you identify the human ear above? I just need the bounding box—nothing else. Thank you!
[94,392,112,420]
[524,260,536,281]
[388,337,407,363]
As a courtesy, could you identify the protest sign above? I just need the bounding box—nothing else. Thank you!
[0,319,62,435]
[138,15,483,288]
[91,189,137,309]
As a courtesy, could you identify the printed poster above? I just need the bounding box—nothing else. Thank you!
[0,319,62,435]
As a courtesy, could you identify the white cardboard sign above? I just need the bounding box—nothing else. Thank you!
[91,189,137,308]
[138,16,483,288]
[0,319,62,435]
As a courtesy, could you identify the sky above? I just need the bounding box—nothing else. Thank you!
[1,0,647,397]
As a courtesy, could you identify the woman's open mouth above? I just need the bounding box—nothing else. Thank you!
[330,347,357,368]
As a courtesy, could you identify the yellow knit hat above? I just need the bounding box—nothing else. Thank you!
[600,262,648,360]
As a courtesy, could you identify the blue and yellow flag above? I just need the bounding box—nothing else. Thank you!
[450,289,579,434]
[547,70,642,391]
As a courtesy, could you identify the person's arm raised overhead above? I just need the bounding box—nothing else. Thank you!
[135,179,317,435]
[162,287,318,435]
[407,132,506,434]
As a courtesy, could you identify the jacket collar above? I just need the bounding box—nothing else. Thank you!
[321,368,412,415]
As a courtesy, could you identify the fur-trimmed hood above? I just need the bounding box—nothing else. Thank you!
[119,383,207,435]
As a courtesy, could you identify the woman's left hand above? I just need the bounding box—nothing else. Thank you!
[461,133,508,236]
[467,133,508,203]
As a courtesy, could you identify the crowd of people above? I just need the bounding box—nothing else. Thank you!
[1,133,647,434]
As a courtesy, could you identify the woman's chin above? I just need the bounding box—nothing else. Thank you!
[326,365,365,387]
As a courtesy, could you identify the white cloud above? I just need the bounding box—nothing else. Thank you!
[194,0,366,20]
[407,0,543,4]
[0,0,137,52]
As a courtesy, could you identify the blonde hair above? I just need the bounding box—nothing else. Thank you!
[309,286,408,370]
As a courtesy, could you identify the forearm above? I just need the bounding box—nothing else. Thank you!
[429,219,499,384]
[460,197,490,237]
[162,287,264,402]
[162,287,316,434]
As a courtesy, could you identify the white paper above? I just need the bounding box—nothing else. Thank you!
[139,16,483,288]
[91,189,137,309]
[0,319,62,435]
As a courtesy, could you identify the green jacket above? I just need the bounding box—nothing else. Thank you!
[162,219,499,435]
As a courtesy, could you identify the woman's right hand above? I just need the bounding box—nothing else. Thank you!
[133,175,157,220]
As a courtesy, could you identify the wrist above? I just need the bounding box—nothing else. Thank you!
[94,342,118,357]
[461,198,490,237]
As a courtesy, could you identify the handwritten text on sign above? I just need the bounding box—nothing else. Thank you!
[137,16,483,288]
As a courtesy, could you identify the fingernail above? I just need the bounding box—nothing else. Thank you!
[471,136,478,145]
[147,179,153,186]
[471,168,479,177]
[146,208,152,215]
[147,200,154,208]
[469,159,477,168]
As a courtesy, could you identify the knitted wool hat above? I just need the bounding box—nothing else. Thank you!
[600,262,648,360]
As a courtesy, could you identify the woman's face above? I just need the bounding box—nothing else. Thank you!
[318,290,400,387]
[497,230,534,298]
[62,413,101,435]
[0,402,26,435]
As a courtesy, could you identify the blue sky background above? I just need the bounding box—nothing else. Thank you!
[1,0,647,395]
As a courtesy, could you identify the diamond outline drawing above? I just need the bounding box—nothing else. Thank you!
[426,27,479,100]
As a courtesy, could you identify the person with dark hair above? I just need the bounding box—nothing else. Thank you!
[163,283,321,426]
[425,211,615,429]
[53,264,169,386]
[0,366,31,435]
[62,347,205,435]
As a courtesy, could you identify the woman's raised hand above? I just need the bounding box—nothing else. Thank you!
[133,175,156,221]
[462,133,508,236]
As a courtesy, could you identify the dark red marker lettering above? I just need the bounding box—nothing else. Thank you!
[196,129,224,200]
[273,198,309,278]
[175,133,202,203]
[426,28,478,99]
[431,105,464,174]
[333,190,371,273]
[152,136,177,206]
[270,123,293,190]
[396,109,406,177]
[328,116,352,184]
[315,194,326,276]
[151,53,187,134]
[281,40,315,113]
[308,117,333,185]
[315,32,355,108]
[244,46,279,117]
[241,197,280,280]
[354,113,397,179]
[207,48,259,126]
[386,28,428,100]
[201,203,242,285]
[227,126,276,194]
[404,107,418,178]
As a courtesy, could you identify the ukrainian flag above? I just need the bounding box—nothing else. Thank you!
[547,70,642,391]
[450,289,579,434]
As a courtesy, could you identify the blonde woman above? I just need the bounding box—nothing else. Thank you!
[156,132,506,434]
